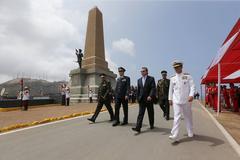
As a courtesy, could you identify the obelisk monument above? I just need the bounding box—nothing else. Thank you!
[69,7,117,103]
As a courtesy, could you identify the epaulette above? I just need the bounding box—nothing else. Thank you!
[184,73,190,75]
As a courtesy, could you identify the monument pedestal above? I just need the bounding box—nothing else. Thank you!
[69,67,116,103]
[69,7,117,103]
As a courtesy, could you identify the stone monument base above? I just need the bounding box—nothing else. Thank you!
[69,67,116,103]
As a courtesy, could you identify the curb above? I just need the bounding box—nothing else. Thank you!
[197,100,240,157]
[0,107,20,112]
[0,110,97,133]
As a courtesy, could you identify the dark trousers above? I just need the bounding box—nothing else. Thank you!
[61,95,66,105]
[136,101,154,129]
[159,98,170,119]
[114,98,128,123]
[22,100,28,111]
[132,96,136,103]
[91,100,114,121]
[66,98,70,106]
[89,97,93,103]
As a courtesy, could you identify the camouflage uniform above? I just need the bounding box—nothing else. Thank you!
[89,79,114,122]
[157,78,170,120]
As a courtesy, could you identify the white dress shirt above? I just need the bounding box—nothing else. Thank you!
[22,90,30,101]
[65,90,70,98]
[142,76,147,87]
[89,91,93,98]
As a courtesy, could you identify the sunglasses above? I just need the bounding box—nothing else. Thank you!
[141,70,146,72]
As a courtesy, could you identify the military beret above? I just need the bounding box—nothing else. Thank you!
[99,73,106,77]
[172,60,183,68]
[161,70,167,74]
[118,67,126,72]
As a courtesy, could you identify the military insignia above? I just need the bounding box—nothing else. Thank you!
[182,76,187,80]
[122,79,126,82]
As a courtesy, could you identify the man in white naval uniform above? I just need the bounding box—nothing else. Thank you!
[168,60,195,142]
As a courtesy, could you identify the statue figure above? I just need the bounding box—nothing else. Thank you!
[75,48,83,69]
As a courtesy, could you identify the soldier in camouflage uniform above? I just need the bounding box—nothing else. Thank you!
[157,70,170,120]
[87,73,114,123]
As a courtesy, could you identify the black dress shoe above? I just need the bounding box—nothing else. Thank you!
[87,118,95,123]
[112,121,120,127]
[121,122,128,126]
[150,126,155,130]
[166,117,170,121]
[132,127,141,133]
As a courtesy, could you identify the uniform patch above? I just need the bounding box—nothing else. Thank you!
[182,76,187,80]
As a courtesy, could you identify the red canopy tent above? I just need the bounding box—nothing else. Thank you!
[201,18,240,84]
[201,18,240,116]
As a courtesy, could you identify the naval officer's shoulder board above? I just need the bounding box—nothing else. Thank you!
[170,75,176,79]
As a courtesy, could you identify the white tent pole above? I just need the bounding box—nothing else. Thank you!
[217,63,221,116]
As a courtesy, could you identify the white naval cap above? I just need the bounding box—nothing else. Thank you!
[172,60,183,68]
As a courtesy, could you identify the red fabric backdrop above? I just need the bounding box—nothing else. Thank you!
[201,18,240,84]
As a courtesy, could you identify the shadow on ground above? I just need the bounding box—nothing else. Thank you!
[134,127,172,136]
[172,134,225,147]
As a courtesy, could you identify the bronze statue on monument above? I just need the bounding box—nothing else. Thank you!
[75,48,83,69]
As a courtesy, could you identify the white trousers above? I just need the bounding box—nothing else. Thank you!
[171,103,193,138]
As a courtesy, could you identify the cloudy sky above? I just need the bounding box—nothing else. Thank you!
[0,0,240,91]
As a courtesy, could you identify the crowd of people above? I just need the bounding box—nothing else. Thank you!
[205,83,240,112]
[14,60,196,142]
[129,86,137,103]
[87,60,196,142]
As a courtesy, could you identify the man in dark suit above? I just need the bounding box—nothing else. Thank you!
[132,67,156,133]
[112,67,130,127]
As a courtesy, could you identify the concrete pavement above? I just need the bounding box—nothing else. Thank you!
[0,100,239,160]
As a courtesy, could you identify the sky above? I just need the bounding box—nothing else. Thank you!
[0,0,239,91]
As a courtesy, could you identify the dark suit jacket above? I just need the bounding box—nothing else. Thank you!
[115,76,130,99]
[137,76,156,103]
